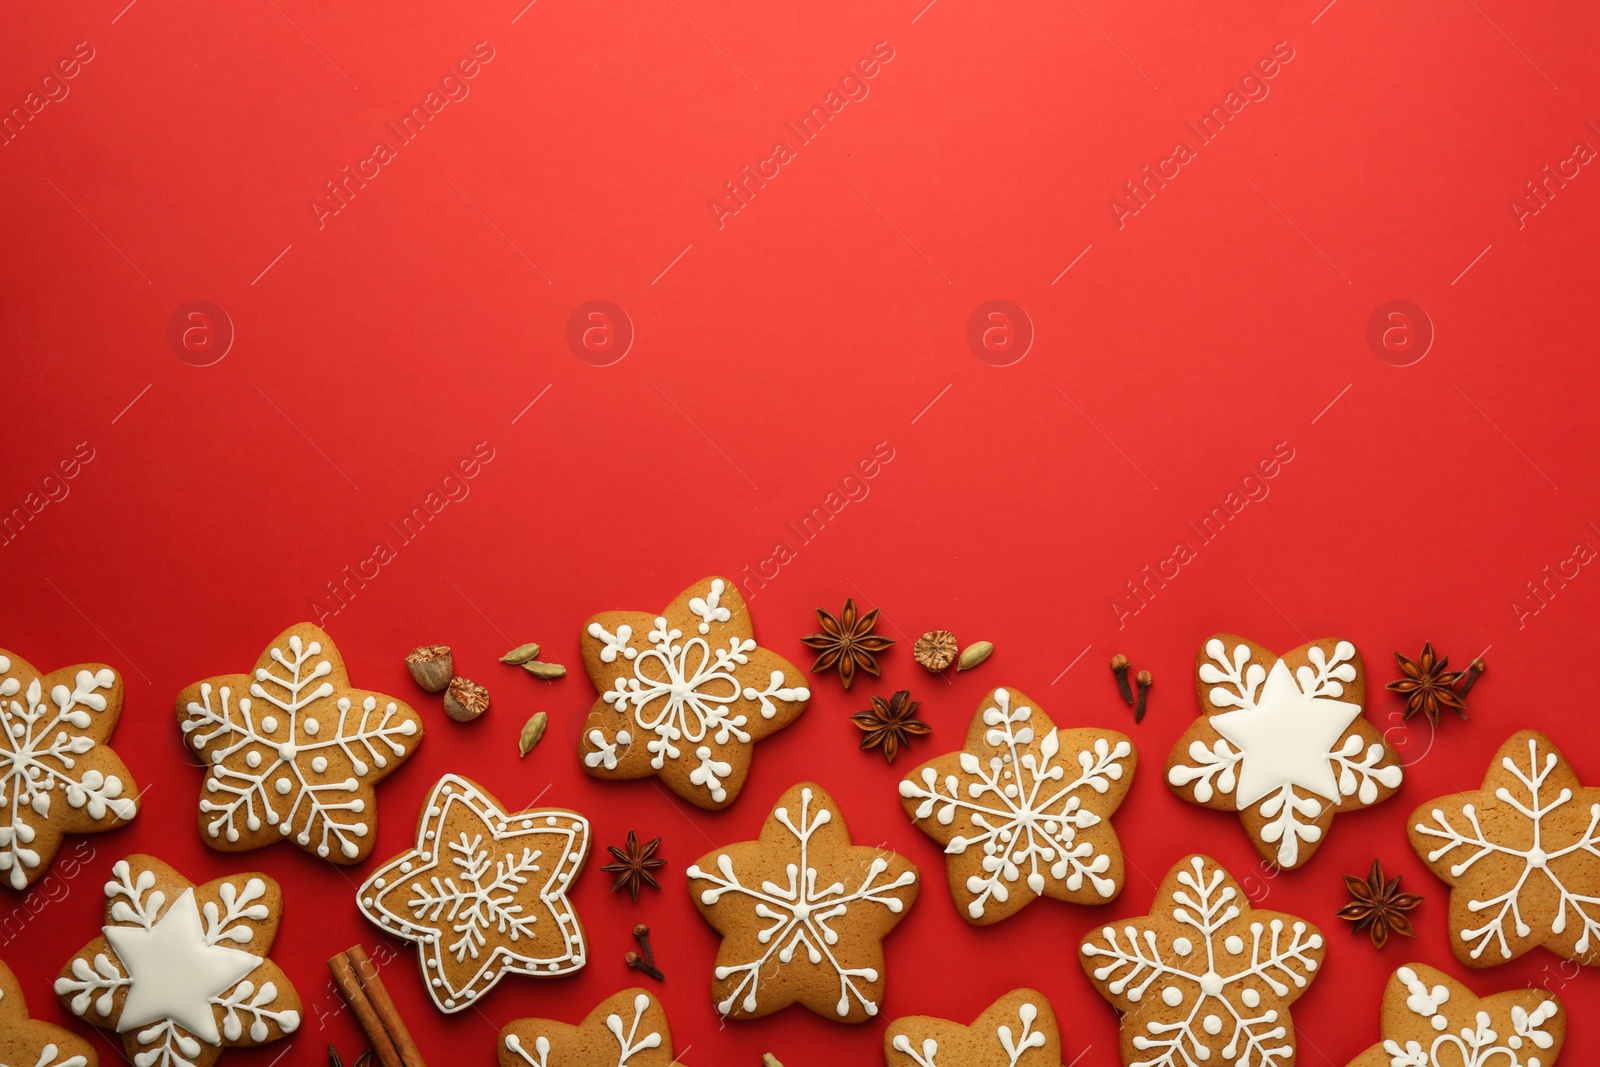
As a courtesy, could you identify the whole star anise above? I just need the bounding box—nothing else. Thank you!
[801,598,894,689]
[600,830,666,902]
[1386,642,1466,726]
[1336,858,1422,948]
[849,689,929,764]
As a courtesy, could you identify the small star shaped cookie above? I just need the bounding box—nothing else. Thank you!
[0,648,139,889]
[1079,854,1325,1067]
[1343,963,1564,1067]
[0,957,96,1067]
[357,774,591,1013]
[55,855,301,1067]
[499,988,674,1067]
[1408,729,1600,968]
[1166,635,1403,868]
[579,576,810,810]
[687,781,919,1023]
[897,686,1136,924]
[884,988,1065,1067]
[177,623,424,864]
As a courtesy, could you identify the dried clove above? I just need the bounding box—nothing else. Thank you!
[1134,670,1152,723]
[626,923,664,981]
[1110,654,1133,705]
[1457,658,1486,699]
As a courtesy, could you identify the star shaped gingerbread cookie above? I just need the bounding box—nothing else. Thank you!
[1408,729,1600,968]
[1343,963,1564,1067]
[1166,635,1403,868]
[687,781,919,1023]
[177,623,424,864]
[898,686,1136,923]
[499,988,674,1067]
[0,957,96,1067]
[884,988,1065,1067]
[357,773,591,1013]
[579,576,810,810]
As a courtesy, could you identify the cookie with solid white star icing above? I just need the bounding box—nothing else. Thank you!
[579,576,810,810]
[498,988,674,1067]
[1344,963,1564,1067]
[884,988,1065,1066]
[1165,635,1402,869]
[0,957,96,1067]
[55,854,301,1067]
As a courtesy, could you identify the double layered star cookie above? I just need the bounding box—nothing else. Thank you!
[0,957,96,1067]
[357,774,591,1013]
[1343,964,1564,1067]
[579,576,810,810]
[1079,854,1325,1067]
[55,855,302,1067]
[0,648,139,889]
[687,782,919,1023]
[1166,635,1403,868]
[884,989,1065,1067]
[898,686,1136,923]
[1408,730,1600,968]
[499,989,673,1067]
[178,623,424,864]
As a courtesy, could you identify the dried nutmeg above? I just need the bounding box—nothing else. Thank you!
[405,645,453,692]
[518,712,548,757]
[443,677,490,722]
[956,640,994,672]
[913,630,958,672]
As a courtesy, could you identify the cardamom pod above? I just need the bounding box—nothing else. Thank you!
[522,660,567,680]
[518,712,548,757]
[957,640,994,671]
[762,1056,785,1067]
[500,642,542,665]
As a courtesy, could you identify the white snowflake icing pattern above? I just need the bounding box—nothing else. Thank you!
[181,632,420,859]
[891,1001,1049,1067]
[898,688,1132,918]
[1081,856,1323,1067]
[0,656,136,889]
[54,859,300,1067]
[1379,966,1559,1067]
[1414,734,1600,962]
[688,786,917,1018]
[1168,639,1401,867]
[504,992,663,1067]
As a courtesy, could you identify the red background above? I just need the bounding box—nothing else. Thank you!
[3,0,1598,1062]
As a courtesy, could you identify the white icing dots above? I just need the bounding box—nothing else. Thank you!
[1161,986,1183,1006]
[1172,937,1193,956]
[1241,987,1260,1008]
[303,717,319,735]
[1202,1014,1223,1035]
[311,757,328,773]
[1224,935,1244,954]
[260,716,278,733]
[245,751,262,768]
[275,778,293,795]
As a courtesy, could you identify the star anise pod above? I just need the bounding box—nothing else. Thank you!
[1336,858,1422,948]
[600,830,666,902]
[849,689,929,764]
[1386,642,1466,726]
[801,598,894,689]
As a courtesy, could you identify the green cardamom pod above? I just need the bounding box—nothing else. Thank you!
[518,712,548,757]
[522,660,567,680]
[500,642,542,665]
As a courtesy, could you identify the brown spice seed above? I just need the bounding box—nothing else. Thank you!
[443,677,490,722]
[405,645,453,692]
[913,630,958,672]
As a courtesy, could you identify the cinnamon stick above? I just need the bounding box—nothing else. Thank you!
[347,944,426,1067]
[327,950,403,1067]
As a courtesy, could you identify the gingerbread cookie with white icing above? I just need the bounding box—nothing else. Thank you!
[687,781,919,1023]
[579,576,810,810]
[177,623,423,864]
[357,773,591,1013]
[884,988,1065,1066]
[0,648,138,890]
[0,957,96,1067]
[898,686,1135,923]
[55,855,301,1067]
[499,988,674,1067]
[1343,963,1564,1067]
[1166,635,1402,868]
